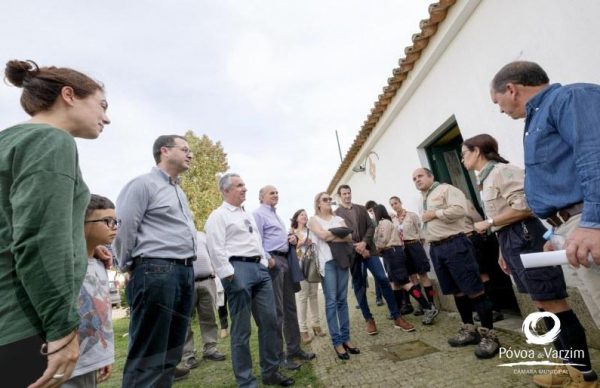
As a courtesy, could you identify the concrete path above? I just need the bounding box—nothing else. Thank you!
[303,282,600,388]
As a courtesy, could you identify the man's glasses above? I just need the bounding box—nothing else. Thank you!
[165,146,193,155]
[85,218,121,229]
[243,219,253,233]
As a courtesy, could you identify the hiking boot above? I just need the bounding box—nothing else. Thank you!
[393,317,415,332]
[413,305,424,316]
[365,318,378,335]
[174,366,190,381]
[532,364,569,387]
[562,365,599,388]
[474,327,500,359]
[447,323,480,347]
[400,303,414,315]
[422,306,439,325]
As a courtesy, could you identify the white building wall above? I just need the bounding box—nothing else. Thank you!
[336,0,600,295]
[339,0,600,212]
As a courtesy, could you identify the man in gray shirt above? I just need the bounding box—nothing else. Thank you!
[116,135,197,387]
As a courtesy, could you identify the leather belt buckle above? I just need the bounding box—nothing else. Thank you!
[546,202,583,228]
[546,215,563,228]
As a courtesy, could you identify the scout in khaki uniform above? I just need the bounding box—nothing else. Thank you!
[389,196,436,315]
[463,133,596,388]
[412,167,499,359]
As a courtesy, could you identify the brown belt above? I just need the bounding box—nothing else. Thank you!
[403,239,420,245]
[545,202,583,228]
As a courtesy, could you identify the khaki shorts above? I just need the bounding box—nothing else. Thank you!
[555,214,600,328]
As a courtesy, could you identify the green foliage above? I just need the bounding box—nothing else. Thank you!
[180,130,229,231]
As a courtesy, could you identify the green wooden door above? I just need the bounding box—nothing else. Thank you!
[426,131,483,217]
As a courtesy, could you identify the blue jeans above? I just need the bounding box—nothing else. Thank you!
[351,255,400,320]
[223,261,279,388]
[375,279,383,300]
[322,260,351,347]
[122,259,194,388]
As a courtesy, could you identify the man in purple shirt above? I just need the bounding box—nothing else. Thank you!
[253,186,316,371]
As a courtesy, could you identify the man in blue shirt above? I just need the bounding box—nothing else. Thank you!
[491,61,599,387]
[253,186,315,371]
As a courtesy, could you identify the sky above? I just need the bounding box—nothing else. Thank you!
[0,1,430,224]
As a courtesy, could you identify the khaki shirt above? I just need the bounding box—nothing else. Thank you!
[480,163,529,232]
[375,219,403,251]
[393,211,422,240]
[421,183,467,242]
[464,199,483,233]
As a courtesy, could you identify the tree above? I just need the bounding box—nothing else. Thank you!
[180,131,229,231]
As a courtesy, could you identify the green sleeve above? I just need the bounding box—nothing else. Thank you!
[11,129,85,341]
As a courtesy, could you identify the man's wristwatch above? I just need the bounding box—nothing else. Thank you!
[486,218,494,226]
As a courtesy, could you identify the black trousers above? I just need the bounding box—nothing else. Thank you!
[0,334,46,388]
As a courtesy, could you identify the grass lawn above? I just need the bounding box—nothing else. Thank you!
[104,314,320,387]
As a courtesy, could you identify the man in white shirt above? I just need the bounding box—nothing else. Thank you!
[205,173,293,388]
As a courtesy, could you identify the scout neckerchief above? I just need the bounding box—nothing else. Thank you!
[476,160,498,191]
[396,209,407,223]
[421,182,440,231]
[476,160,505,238]
[395,209,407,241]
[422,182,440,211]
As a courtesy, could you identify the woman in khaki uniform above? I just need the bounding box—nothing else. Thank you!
[462,133,595,387]
[389,196,436,315]
[373,205,438,326]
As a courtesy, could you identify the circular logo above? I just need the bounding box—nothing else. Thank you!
[521,311,561,345]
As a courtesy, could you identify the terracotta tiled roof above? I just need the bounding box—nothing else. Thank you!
[327,0,457,193]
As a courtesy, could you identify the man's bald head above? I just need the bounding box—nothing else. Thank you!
[259,185,279,207]
[412,168,434,192]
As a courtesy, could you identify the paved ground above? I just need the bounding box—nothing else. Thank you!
[303,281,600,388]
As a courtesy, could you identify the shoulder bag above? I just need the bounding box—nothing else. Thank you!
[301,229,322,283]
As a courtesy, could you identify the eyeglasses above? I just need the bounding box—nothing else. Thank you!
[460,149,471,158]
[165,146,193,155]
[85,217,121,229]
[321,197,332,203]
[243,219,253,234]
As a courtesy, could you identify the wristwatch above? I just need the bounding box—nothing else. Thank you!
[486,218,494,226]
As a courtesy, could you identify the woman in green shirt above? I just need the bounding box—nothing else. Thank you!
[0,60,110,388]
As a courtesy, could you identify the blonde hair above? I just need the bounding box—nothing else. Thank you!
[314,191,333,217]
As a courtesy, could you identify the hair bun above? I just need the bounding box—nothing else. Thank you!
[5,60,40,87]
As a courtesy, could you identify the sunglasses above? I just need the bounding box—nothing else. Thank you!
[243,219,254,233]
